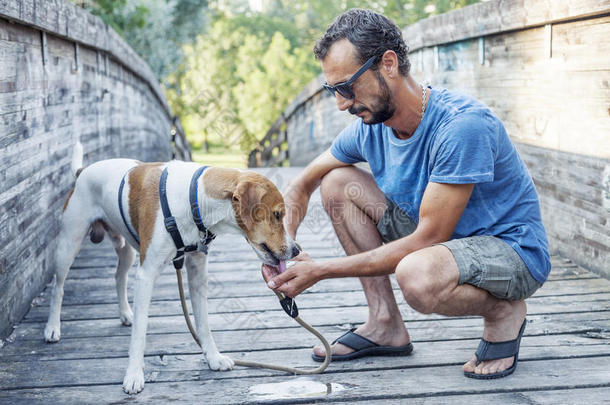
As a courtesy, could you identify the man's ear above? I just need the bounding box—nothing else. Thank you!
[233,181,266,229]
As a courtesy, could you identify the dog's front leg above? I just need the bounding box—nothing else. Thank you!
[185,252,234,371]
[122,262,161,394]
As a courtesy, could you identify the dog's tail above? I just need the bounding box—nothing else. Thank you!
[72,141,84,178]
[64,142,109,245]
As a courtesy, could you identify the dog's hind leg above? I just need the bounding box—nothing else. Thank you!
[185,252,234,371]
[113,237,136,326]
[44,205,91,343]
[122,261,162,394]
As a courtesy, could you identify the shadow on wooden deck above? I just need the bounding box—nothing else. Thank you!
[1,168,609,404]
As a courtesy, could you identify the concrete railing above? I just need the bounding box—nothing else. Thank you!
[0,0,190,339]
[252,0,610,277]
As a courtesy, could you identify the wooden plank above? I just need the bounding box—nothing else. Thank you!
[22,287,610,323]
[60,254,599,280]
[4,312,608,358]
[1,334,608,390]
[0,357,608,404]
[356,388,610,405]
[27,273,610,308]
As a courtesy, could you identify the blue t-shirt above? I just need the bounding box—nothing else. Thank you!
[330,87,551,284]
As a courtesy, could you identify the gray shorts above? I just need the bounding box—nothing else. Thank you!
[376,197,541,300]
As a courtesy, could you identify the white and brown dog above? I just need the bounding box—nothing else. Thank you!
[44,154,298,394]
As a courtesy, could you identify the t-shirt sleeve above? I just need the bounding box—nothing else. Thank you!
[429,112,497,184]
[330,120,366,164]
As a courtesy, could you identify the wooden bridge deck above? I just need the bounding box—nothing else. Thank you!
[1,168,609,404]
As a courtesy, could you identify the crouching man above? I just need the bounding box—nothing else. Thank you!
[263,9,550,379]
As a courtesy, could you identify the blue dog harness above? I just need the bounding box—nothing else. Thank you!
[159,166,215,269]
[117,165,216,268]
[118,167,140,245]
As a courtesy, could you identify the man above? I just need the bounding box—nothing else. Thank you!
[263,9,550,379]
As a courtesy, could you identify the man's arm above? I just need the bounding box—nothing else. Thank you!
[267,181,474,296]
[283,149,349,239]
[323,182,474,277]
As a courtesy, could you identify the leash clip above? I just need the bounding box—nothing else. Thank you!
[197,240,209,254]
[279,296,298,318]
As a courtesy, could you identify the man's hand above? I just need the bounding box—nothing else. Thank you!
[261,252,320,298]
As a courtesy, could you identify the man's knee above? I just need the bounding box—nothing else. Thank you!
[395,252,438,314]
[320,167,354,213]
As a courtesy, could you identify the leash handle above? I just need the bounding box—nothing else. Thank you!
[175,267,331,375]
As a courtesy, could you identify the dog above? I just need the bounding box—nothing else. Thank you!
[44,154,299,394]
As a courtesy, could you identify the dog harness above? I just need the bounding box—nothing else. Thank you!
[159,166,216,270]
[118,167,140,245]
[117,165,216,268]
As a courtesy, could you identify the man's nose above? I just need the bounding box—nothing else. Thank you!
[335,93,353,111]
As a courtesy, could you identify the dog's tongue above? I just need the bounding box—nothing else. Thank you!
[278,260,287,273]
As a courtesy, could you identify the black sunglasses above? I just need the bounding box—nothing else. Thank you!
[323,55,378,100]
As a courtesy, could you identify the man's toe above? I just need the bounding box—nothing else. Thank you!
[482,363,494,374]
[462,356,477,372]
[312,344,326,357]
[486,362,501,374]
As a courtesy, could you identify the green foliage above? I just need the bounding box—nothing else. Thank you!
[75,0,208,83]
[166,10,320,152]
[79,0,149,35]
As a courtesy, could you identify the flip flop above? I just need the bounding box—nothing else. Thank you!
[311,328,414,362]
[464,318,527,379]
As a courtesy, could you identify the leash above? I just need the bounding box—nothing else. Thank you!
[158,165,331,374]
[176,266,331,374]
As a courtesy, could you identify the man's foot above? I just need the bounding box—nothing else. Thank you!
[462,299,527,376]
[313,319,410,358]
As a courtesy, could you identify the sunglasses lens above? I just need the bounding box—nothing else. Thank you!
[335,84,354,99]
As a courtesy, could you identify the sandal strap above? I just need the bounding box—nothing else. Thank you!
[475,339,519,362]
[474,319,527,364]
[334,328,379,351]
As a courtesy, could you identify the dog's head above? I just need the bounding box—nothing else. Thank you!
[200,168,299,265]
[230,171,300,265]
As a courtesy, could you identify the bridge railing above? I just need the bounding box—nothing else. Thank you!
[0,0,190,340]
[247,115,289,167]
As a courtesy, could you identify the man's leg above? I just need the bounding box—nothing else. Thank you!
[313,166,410,357]
[395,245,527,376]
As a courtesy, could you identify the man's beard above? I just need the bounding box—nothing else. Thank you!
[348,71,395,125]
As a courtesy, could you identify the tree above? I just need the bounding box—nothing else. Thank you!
[167,11,319,152]
[74,0,209,84]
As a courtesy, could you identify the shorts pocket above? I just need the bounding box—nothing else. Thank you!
[479,275,512,300]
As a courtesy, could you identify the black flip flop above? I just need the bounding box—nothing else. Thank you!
[311,328,414,362]
[464,318,527,379]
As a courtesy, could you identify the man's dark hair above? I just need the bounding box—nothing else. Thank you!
[314,9,410,77]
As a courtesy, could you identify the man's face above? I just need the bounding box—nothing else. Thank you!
[321,39,395,125]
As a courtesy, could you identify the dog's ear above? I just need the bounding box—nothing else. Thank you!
[232,181,266,229]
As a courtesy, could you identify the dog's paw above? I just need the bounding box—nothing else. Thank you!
[120,309,134,326]
[44,323,61,343]
[207,353,234,371]
[122,368,145,394]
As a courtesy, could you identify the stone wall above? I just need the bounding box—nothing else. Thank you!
[255,0,610,277]
[0,1,189,339]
